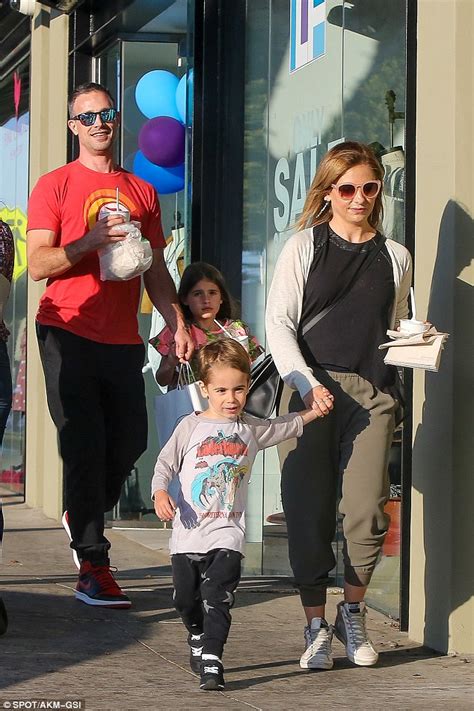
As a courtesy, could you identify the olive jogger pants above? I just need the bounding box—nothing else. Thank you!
[278,370,397,607]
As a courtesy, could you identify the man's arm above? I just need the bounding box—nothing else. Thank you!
[27,215,128,282]
[143,248,194,361]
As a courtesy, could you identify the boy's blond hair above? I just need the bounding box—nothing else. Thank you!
[197,339,251,385]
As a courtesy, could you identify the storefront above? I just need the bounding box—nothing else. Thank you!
[239,0,413,622]
[1,0,471,654]
[26,0,412,621]
[0,0,415,623]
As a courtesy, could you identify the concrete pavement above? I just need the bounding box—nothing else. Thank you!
[0,499,472,710]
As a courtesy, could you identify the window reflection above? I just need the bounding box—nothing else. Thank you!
[0,60,29,499]
[242,0,407,615]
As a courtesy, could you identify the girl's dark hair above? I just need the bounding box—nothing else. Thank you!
[197,339,251,385]
[178,262,234,322]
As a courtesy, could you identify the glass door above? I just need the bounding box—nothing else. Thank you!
[242,0,409,617]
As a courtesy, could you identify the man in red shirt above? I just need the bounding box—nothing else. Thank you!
[27,82,193,609]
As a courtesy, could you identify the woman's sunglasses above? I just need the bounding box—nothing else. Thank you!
[331,180,381,201]
[70,108,118,127]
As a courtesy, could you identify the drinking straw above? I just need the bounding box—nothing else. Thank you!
[410,286,417,320]
[214,319,233,337]
[116,187,120,212]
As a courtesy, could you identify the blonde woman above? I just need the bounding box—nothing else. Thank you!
[266,142,412,670]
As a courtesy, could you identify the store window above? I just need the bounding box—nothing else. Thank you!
[242,0,408,617]
[0,58,29,500]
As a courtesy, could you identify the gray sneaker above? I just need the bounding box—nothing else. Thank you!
[334,601,378,666]
[299,617,334,670]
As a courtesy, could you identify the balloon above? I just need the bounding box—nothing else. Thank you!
[135,70,180,120]
[133,151,185,194]
[176,70,194,125]
[138,117,185,168]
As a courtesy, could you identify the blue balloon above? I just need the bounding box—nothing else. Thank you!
[133,150,185,195]
[135,70,180,120]
[176,70,194,125]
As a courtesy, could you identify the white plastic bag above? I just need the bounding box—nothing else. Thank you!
[154,363,207,447]
[98,222,153,281]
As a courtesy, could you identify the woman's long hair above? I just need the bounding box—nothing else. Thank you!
[296,141,384,231]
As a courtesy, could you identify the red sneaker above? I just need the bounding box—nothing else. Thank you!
[75,561,131,609]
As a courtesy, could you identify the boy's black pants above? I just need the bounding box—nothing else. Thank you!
[36,323,147,564]
[172,549,242,658]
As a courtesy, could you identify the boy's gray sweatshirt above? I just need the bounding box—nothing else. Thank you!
[151,411,303,555]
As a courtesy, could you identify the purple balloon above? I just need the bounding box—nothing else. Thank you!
[138,116,185,168]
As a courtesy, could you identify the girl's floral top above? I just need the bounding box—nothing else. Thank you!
[149,318,263,375]
[0,221,14,342]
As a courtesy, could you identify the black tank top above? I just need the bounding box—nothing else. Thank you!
[298,224,396,393]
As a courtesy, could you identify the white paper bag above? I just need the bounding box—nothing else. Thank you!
[379,327,449,372]
[154,364,207,447]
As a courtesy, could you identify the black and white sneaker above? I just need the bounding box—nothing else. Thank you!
[188,632,204,673]
[200,658,225,691]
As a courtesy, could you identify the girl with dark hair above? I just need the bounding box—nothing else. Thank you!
[150,262,262,386]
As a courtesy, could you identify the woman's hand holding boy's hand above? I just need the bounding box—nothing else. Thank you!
[154,490,176,521]
[303,385,334,418]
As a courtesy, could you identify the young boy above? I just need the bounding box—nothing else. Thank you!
[152,339,324,691]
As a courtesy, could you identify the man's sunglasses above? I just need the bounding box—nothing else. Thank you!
[331,180,381,201]
[70,108,118,127]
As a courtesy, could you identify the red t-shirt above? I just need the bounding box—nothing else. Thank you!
[27,160,166,344]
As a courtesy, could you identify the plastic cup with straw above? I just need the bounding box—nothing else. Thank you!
[399,286,429,334]
[98,187,130,223]
[213,319,249,352]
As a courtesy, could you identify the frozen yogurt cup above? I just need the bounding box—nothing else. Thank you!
[399,318,429,335]
[98,203,131,223]
[234,334,249,352]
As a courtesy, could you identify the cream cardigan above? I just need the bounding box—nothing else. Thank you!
[265,228,413,398]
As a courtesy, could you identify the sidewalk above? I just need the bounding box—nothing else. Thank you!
[0,499,472,711]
